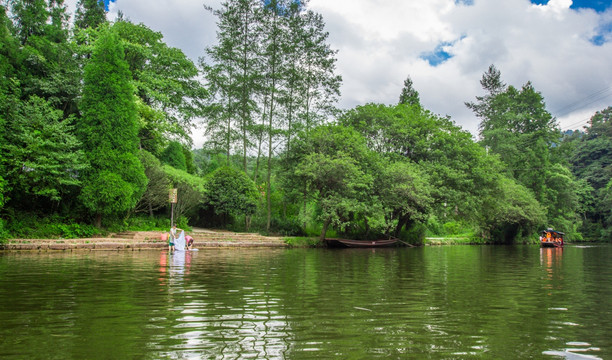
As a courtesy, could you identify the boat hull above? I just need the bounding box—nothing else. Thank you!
[541,241,563,248]
[325,238,399,248]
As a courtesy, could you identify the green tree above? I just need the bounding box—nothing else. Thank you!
[203,0,262,171]
[479,177,546,243]
[260,0,287,231]
[134,150,170,217]
[113,20,207,149]
[9,0,80,115]
[182,146,196,175]
[201,0,248,163]
[374,160,432,238]
[286,125,373,240]
[398,75,420,106]
[205,166,259,228]
[290,6,341,138]
[4,96,86,204]
[340,103,498,225]
[467,66,579,235]
[161,141,187,171]
[0,5,18,210]
[78,26,147,227]
[74,0,106,30]
[571,107,612,239]
[163,165,205,223]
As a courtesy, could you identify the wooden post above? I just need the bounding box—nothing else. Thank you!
[169,188,178,227]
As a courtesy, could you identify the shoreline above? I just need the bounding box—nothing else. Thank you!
[0,230,290,251]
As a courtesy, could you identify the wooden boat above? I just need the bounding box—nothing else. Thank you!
[324,238,400,248]
[540,229,564,248]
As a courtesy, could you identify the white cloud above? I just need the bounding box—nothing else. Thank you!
[64,0,612,145]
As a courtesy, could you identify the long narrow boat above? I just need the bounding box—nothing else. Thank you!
[324,238,400,248]
[540,229,564,248]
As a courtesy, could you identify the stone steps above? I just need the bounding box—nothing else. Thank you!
[2,229,289,250]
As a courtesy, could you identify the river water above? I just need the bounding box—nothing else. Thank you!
[0,245,611,359]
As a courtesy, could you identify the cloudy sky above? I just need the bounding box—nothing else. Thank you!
[66,0,612,146]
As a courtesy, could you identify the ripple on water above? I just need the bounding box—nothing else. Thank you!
[543,341,603,360]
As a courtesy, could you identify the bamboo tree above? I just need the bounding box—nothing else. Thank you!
[202,2,240,163]
[299,9,341,134]
[261,0,286,231]
[235,0,261,173]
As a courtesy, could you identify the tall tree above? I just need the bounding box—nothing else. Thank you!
[201,0,244,162]
[398,75,420,106]
[571,107,612,239]
[0,5,18,210]
[467,66,579,234]
[290,7,341,140]
[201,0,341,231]
[9,0,79,114]
[8,0,47,45]
[113,20,207,150]
[259,0,286,231]
[74,0,106,29]
[78,27,147,227]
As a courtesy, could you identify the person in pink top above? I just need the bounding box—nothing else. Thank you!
[185,235,194,250]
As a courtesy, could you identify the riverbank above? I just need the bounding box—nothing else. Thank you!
[0,228,289,251]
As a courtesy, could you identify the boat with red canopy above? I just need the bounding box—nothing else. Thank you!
[540,229,564,248]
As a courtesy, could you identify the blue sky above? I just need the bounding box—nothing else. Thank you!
[530,0,612,12]
[102,0,115,11]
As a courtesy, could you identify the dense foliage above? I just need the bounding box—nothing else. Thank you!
[0,1,609,243]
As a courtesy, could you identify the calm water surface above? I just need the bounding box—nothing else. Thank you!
[1,245,611,359]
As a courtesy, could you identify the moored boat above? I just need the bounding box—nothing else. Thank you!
[540,229,564,248]
[324,238,400,248]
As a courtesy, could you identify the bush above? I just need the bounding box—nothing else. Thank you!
[4,213,103,239]
[260,217,303,236]
[205,166,259,220]
[443,221,463,235]
[284,236,322,247]
[399,223,427,245]
[52,223,98,238]
[124,215,171,231]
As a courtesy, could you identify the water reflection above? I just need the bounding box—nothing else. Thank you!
[2,246,612,358]
[539,247,603,360]
[152,250,291,359]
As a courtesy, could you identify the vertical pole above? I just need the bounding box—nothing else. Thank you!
[171,202,175,228]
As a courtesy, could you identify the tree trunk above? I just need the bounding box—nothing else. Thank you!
[320,219,330,241]
[394,215,412,238]
[266,25,277,232]
[302,190,307,230]
[95,213,102,228]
